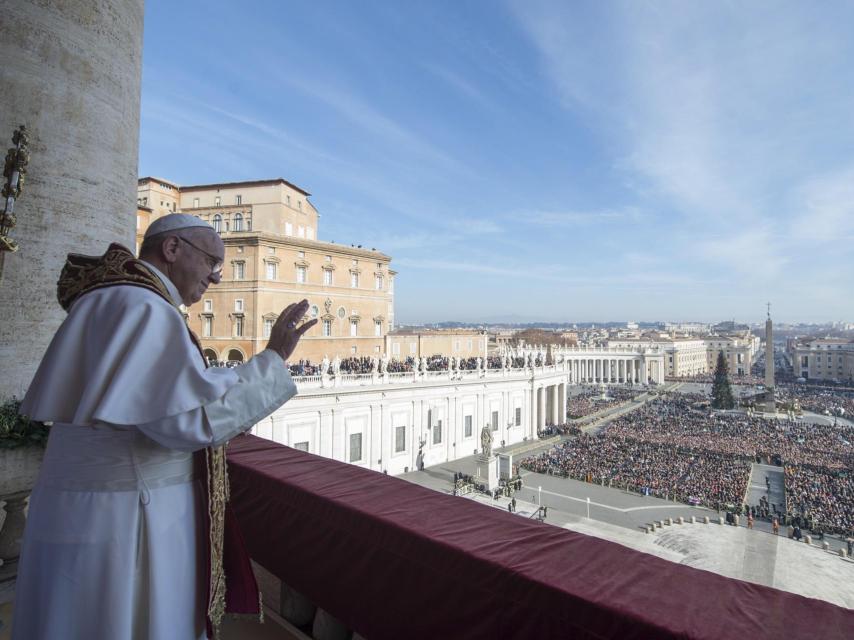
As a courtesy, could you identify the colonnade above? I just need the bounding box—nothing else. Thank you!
[534,381,566,431]
[563,357,665,385]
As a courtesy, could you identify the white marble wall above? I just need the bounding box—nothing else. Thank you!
[252,368,568,475]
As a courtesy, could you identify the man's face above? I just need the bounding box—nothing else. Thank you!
[170,230,224,306]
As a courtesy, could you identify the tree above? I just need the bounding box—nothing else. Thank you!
[711,350,735,410]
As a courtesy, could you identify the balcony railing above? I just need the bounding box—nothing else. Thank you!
[227,434,853,640]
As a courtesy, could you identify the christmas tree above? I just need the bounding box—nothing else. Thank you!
[711,350,735,409]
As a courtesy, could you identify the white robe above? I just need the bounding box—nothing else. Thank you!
[13,266,296,640]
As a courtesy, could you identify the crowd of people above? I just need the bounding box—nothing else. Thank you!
[664,372,765,385]
[776,383,854,417]
[538,423,583,438]
[521,392,854,536]
[567,387,644,419]
[281,353,546,377]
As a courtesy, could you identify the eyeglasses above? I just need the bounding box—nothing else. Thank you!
[177,236,223,275]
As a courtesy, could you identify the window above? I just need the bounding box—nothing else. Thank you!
[323,269,333,285]
[491,411,499,431]
[375,320,382,337]
[285,222,293,236]
[233,213,243,231]
[306,227,314,240]
[351,272,359,288]
[203,299,212,312]
[202,316,212,337]
[338,307,346,319]
[515,407,522,426]
[294,441,309,452]
[233,261,245,280]
[193,197,200,208]
[350,319,358,337]
[267,246,275,254]
[298,251,305,258]
[234,299,243,312]
[266,262,277,280]
[214,196,221,206]
[263,318,273,338]
[297,200,302,211]
[212,214,222,233]
[375,274,383,290]
[409,343,416,354]
[297,266,307,283]
[298,225,305,238]
[234,317,244,337]
[322,319,332,337]
[246,217,251,231]
[464,415,473,438]
[432,419,442,445]
[351,346,357,354]
[287,195,291,205]
[395,425,406,453]
[235,194,242,205]
[349,433,362,462]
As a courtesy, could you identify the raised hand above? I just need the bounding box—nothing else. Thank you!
[266,299,318,362]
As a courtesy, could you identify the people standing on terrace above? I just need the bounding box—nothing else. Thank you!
[13,214,316,640]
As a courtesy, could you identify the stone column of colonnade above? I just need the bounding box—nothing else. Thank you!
[0,0,144,398]
[551,384,559,425]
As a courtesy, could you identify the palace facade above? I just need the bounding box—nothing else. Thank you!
[790,338,854,382]
[137,177,395,363]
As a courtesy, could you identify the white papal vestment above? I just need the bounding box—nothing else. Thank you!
[13,264,296,640]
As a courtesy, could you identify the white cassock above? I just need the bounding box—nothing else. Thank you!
[12,263,296,640]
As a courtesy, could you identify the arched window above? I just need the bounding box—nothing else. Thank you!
[212,214,222,233]
[233,212,243,231]
[227,348,244,363]
[246,217,252,231]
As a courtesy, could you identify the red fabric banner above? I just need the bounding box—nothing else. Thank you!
[227,434,853,639]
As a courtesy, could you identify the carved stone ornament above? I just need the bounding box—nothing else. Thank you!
[324,297,332,313]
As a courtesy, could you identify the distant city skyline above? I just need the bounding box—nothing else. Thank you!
[139,1,854,324]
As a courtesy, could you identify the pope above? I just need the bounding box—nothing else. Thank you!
[12,214,315,640]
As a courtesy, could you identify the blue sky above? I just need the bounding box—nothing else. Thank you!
[139,1,854,325]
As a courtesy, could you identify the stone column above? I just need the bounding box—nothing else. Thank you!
[640,360,648,384]
[558,383,565,422]
[538,386,546,431]
[0,0,145,398]
[0,491,30,566]
[551,384,559,425]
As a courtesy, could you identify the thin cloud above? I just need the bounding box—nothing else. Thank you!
[523,207,645,227]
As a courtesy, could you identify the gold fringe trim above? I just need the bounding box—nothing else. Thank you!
[224,590,265,625]
[206,444,229,639]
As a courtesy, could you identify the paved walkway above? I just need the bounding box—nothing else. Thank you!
[746,463,785,515]
[442,481,854,609]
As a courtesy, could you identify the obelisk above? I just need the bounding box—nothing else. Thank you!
[765,304,775,412]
